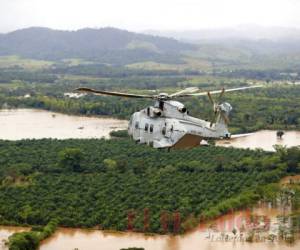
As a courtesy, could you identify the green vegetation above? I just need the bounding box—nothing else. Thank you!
[0,28,299,243]
[0,40,299,134]
[0,55,53,70]
[8,219,58,250]
[1,83,299,133]
[0,138,298,234]
[110,130,129,138]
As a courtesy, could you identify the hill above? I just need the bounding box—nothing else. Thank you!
[144,25,300,43]
[0,27,195,64]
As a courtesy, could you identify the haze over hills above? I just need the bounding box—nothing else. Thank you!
[144,26,300,67]
[144,25,300,42]
[0,27,195,64]
[0,26,300,70]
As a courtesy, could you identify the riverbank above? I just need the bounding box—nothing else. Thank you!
[0,109,299,151]
[2,187,299,250]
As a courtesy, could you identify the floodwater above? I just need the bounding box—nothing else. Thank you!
[0,226,30,250]
[0,109,299,249]
[216,130,300,151]
[0,109,299,151]
[0,109,128,140]
[0,205,299,250]
[38,204,300,250]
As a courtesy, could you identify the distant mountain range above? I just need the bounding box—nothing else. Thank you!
[0,27,195,64]
[145,26,300,59]
[144,25,300,42]
[1,26,300,67]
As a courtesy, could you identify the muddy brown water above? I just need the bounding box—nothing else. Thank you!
[39,204,300,250]
[0,109,128,140]
[0,204,299,250]
[216,130,300,151]
[0,109,299,152]
[0,109,300,249]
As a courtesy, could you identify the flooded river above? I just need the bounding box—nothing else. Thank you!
[39,204,300,250]
[0,109,300,151]
[0,204,299,250]
[0,109,299,151]
[216,130,300,151]
[0,109,299,249]
[0,109,128,140]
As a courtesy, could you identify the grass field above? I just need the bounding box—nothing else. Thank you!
[0,56,54,70]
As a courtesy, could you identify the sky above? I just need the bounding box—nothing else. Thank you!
[0,0,299,33]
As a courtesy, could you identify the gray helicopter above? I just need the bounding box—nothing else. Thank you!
[76,85,261,149]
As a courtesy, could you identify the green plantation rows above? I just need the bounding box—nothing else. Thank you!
[0,139,266,173]
[0,139,299,234]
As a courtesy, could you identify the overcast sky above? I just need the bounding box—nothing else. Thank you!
[0,0,299,33]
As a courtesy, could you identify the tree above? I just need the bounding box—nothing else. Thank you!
[58,148,84,172]
[103,159,117,171]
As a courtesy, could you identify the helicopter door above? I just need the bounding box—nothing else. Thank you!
[163,121,174,138]
[133,120,141,140]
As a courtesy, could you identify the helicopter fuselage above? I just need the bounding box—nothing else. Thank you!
[128,100,231,149]
[75,85,261,149]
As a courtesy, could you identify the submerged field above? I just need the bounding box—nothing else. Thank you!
[0,138,299,234]
[0,46,299,244]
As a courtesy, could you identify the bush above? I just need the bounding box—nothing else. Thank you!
[8,219,58,250]
[110,130,129,138]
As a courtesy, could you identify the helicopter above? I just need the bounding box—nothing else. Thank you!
[75,85,261,149]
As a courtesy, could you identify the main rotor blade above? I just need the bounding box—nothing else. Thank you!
[218,87,225,102]
[170,87,199,97]
[177,85,263,97]
[75,88,154,99]
[207,91,214,105]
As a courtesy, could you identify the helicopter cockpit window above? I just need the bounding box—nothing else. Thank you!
[135,121,139,129]
[149,124,154,133]
[145,123,149,132]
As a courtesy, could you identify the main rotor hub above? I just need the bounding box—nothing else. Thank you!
[156,93,170,100]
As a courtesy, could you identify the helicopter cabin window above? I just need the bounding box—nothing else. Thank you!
[145,123,149,132]
[135,121,139,129]
[149,124,154,133]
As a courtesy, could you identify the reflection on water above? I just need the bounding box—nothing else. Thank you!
[216,130,300,151]
[0,109,128,140]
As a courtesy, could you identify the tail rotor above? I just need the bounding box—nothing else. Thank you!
[207,88,231,127]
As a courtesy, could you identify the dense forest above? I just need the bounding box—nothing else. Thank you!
[0,138,299,234]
